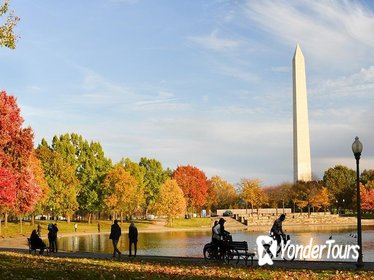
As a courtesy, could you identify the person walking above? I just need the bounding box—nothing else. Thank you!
[128,222,138,257]
[74,223,78,232]
[109,219,122,258]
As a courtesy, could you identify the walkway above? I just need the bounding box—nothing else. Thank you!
[1,247,373,271]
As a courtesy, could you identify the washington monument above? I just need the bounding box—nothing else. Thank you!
[293,44,312,182]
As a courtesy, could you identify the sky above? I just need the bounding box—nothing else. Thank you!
[1,0,374,186]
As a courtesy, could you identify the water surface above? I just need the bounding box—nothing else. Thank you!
[57,225,374,261]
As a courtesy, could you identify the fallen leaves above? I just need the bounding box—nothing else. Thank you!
[0,251,372,279]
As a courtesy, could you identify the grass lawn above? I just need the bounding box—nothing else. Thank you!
[0,251,373,280]
[169,217,212,228]
[0,219,153,238]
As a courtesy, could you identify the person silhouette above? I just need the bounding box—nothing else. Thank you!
[30,229,46,254]
[109,219,122,258]
[128,222,138,257]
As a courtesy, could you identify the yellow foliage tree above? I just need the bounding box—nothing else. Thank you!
[239,178,268,218]
[103,166,138,222]
[208,176,238,212]
[154,179,186,226]
[310,186,330,214]
[0,0,19,49]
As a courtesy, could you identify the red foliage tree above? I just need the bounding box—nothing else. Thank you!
[172,165,208,212]
[0,167,16,209]
[0,91,41,215]
[361,186,374,212]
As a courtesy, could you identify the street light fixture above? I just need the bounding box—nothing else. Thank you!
[352,136,363,268]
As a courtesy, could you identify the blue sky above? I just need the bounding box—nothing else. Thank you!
[1,0,373,186]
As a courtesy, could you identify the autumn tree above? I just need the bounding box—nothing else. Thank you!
[361,169,374,185]
[365,180,374,190]
[0,168,15,209]
[0,167,15,232]
[264,186,280,214]
[292,180,322,217]
[0,0,19,49]
[36,144,79,222]
[208,176,237,212]
[103,166,138,222]
[205,179,217,214]
[310,186,330,214]
[28,151,49,224]
[323,165,355,210]
[121,158,145,217]
[154,179,186,226]
[263,183,293,214]
[172,165,208,213]
[0,91,42,221]
[239,178,268,218]
[361,185,374,213]
[139,157,169,215]
[47,133,112,222]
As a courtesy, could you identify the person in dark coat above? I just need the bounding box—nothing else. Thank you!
[109,219,122,258]
[128,222,138,257]
[48,223,58,252]
[30,229,46,254]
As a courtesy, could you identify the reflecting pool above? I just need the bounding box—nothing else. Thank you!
[57,225,374,261]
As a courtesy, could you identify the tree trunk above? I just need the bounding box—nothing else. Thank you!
[308,204,311,218]
[5,212,8,228]
[88,213,92,224]
[20,217,23,234]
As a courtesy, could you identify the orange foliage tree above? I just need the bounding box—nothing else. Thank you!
[103,166,138,221]
[154,179,186,225]
[208,176,237,212]
[361,184,374,212]
[172,165,208,213]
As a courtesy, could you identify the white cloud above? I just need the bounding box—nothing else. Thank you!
[314,66,374,100]
[243,0,374,72]
[219,66,259,82]
[188,30,240,51]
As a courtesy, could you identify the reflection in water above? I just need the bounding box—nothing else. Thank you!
[57,225,374,261]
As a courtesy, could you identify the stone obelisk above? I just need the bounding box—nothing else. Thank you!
[293,44,311,182]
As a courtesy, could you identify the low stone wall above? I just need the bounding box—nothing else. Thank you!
[232,212,357,227]
[217,208,292,216]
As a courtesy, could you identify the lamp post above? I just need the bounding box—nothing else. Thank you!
[352,136,363,268]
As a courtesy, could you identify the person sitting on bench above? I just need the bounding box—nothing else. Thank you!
[30,229,47,254]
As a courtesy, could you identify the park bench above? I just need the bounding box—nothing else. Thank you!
[229,241,255,266]
[27,238,49,255]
